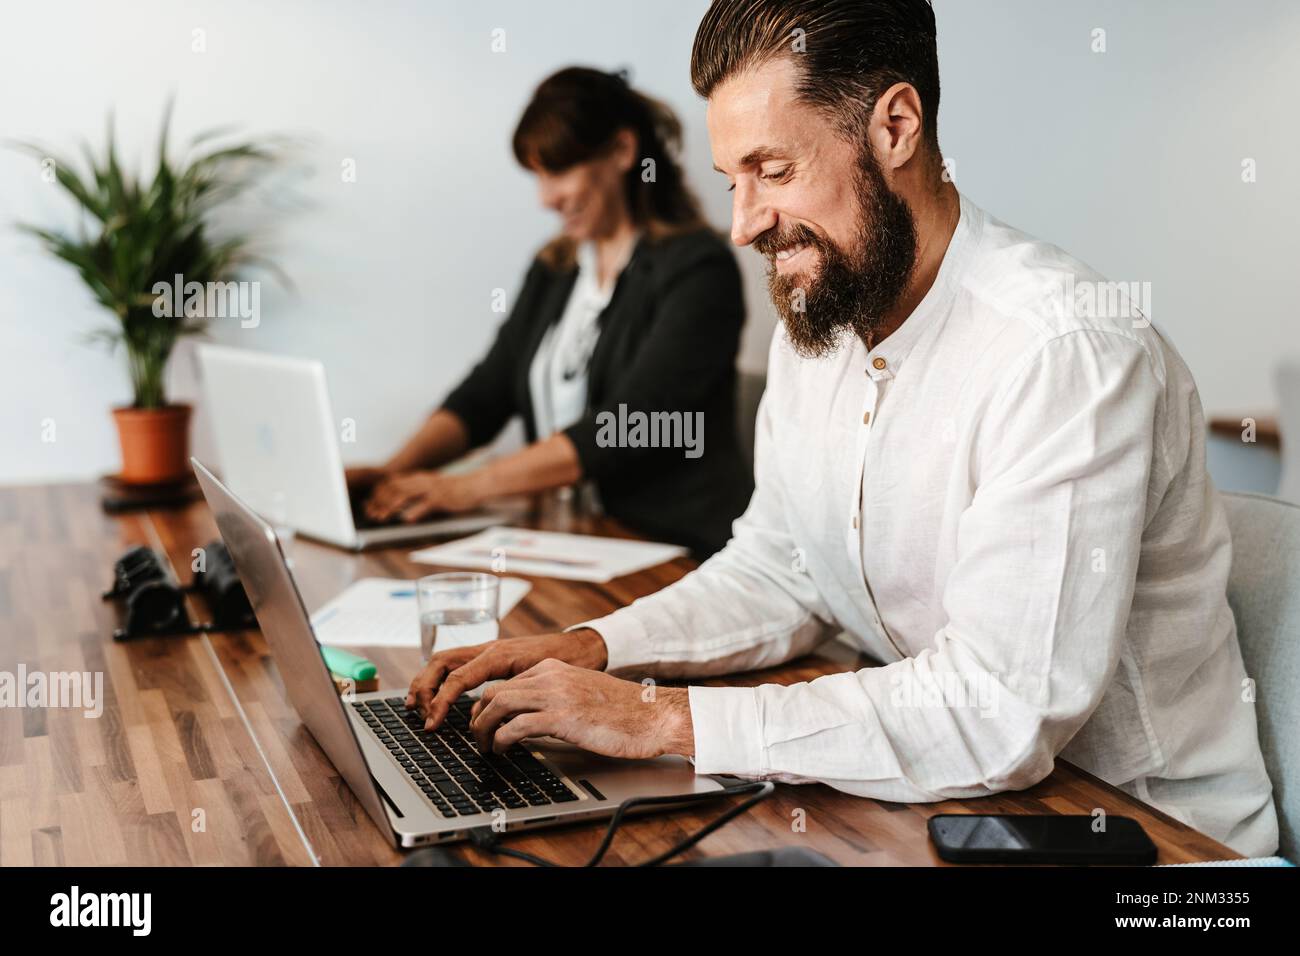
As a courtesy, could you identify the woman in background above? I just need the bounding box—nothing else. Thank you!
[349,67,752,556]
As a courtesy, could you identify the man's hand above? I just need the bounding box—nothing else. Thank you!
[469,660,695,760]
[406,629,608,730]
[365,470,481,523]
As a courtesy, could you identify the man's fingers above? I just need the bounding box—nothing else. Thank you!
[423,650,508,728]
[407,659,451,714]
[423,672,469,729]
[469,687,546,751]
[492,712,557,753]
[470,680,499,720]
[406,659,443,706]
[470,666,542,720]
[405,645,480,710]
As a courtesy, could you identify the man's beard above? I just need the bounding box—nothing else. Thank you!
[757,148,918,358]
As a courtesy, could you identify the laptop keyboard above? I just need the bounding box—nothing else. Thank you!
[352,696,580,818]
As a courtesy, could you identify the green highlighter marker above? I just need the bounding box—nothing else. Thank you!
[320,646,377,682]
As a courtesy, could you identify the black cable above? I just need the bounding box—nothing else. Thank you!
[469,780,774,867]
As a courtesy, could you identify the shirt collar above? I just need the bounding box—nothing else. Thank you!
[862,192,983,381]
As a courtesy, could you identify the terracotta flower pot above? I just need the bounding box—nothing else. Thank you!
[112,404,192,485]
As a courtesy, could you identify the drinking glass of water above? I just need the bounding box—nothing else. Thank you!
[416,573,500,663]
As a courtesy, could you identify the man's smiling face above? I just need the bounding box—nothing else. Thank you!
[708,56,917,356]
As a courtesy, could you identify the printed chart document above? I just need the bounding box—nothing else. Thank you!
[311,576,531,649]
[410,527,687,582]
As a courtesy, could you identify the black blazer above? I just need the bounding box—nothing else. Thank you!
[442,228,754,557]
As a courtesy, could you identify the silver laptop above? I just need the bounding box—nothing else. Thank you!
[192,458,721,848]
[197,344,517,550]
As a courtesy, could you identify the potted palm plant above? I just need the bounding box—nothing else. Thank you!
[12,105,286,485]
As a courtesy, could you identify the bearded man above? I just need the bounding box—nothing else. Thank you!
[406,0,1278,856]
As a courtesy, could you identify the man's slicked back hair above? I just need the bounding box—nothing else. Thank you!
[691,0,941,149]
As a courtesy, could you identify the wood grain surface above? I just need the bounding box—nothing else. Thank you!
[0,483,1240,866]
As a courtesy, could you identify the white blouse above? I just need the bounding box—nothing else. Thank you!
[528,240,633,438]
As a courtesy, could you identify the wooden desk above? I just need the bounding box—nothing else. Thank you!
[0,483,1240,866]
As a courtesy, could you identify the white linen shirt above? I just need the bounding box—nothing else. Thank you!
[580,194,1279,857]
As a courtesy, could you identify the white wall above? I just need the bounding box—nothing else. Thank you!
[2,0,1297,484]
[934,0,1300,424]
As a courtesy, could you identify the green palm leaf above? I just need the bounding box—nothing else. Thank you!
[6,103,290,408]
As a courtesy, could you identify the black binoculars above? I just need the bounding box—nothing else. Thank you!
[103,541,254,640]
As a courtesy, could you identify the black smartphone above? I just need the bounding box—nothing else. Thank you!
[928,814,1157,865]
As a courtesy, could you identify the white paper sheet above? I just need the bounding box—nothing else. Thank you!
[310,576,531,649]
[409,527,687,582]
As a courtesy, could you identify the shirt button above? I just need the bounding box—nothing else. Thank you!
[872,357,887,371]
[862,411,871,425]
[852,515,859,529]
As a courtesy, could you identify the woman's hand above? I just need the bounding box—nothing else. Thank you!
[364,470,482,522]
[345,465,388,496]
